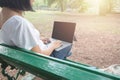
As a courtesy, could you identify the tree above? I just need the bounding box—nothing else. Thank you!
[68,0,87,12]
[33,0,45,10]
[33,0,87,12]
[45,0,67,11]
[99,0,112,15]
[45,0,84,12]
[112,0,120,13]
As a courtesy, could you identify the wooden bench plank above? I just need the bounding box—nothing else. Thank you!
[0,44,120,80]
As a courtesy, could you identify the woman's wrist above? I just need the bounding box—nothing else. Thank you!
[49,45,56,50]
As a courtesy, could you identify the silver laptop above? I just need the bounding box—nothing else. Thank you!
[48,21,76,51]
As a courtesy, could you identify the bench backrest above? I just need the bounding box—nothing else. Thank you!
[0,44,120,80]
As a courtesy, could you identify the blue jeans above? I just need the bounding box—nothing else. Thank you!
[50,45,72,59]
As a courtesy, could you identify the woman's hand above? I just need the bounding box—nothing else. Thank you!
[41,37,51,44]
[31,40,62,56]
[50,40,62,49]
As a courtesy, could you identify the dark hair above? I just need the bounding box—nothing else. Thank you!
[0,0,33,11]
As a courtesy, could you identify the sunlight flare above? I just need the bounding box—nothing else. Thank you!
[84,0,100,14]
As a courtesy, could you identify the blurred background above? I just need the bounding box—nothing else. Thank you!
[0,0,120,68]
[1,0,120,79]
[32,0,120,15]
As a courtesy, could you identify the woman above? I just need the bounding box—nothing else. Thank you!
[0,0,71,59]
[0,0,72,79]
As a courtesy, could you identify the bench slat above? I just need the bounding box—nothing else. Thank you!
[0,44,120,80]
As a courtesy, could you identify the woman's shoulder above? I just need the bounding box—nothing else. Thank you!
[2,15,33,31]
[3,15,27,26]
[13,15,33,28]
[7,15,32,26]
[11,15,28,24]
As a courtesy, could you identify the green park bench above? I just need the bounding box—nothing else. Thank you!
[0,44,120,80]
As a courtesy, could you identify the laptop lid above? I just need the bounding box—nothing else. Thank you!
[52,21,76,43]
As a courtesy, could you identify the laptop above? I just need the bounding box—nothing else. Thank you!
[48,21,76,51]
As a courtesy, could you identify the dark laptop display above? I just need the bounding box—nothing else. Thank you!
[52,21,76,43]
[48,21,76,51]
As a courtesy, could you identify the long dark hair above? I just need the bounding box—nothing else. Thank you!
[0,0,33,11]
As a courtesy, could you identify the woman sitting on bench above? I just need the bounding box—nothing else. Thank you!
[0,0,72,79]
[0,0,72,60]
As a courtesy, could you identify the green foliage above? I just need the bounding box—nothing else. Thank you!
[79,1,89,12]
[68,0,83,9]
[33,0,45,9]
[45,0,67,11]
[33,0,89,12]
[68,0,89,12]
[46,0,56,6]
[45,0,84,12]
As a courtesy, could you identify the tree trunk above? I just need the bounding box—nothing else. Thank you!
[59,0,66,12]
[99,0,112,15]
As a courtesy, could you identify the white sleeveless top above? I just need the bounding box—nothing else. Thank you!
[0,15,47,50]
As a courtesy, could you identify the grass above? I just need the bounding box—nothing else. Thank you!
[24,10,56,36]
[24,10,120,36]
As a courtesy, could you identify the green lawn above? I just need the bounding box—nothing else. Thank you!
[25,10,120,36]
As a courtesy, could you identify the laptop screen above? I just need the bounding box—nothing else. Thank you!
[52,21,76,43]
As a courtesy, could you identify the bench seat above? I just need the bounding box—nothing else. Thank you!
[0,44,120,80]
